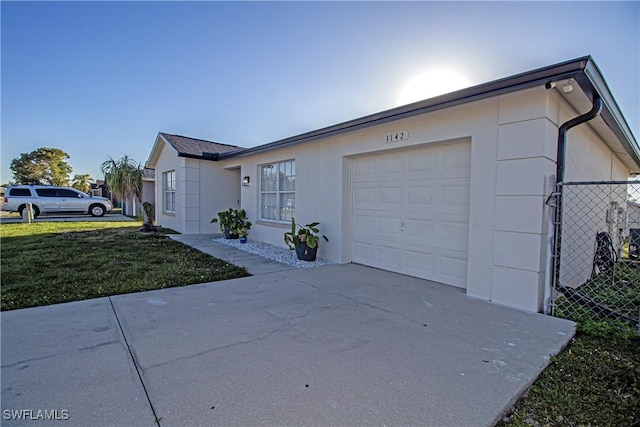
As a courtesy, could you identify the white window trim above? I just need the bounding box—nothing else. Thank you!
[163,170,176,214]
[259,159,295,223]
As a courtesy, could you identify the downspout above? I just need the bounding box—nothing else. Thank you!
[556,95,603,184]
[546,94,603,314]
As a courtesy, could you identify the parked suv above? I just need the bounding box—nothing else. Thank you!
[3,185,113,217]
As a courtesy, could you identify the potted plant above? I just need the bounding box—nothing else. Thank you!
[284,217,328,261]
[211,208,252,240]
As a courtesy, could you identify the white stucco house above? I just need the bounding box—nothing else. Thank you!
[145,56,640,314]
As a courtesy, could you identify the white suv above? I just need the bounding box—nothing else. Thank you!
[3,185,113,217]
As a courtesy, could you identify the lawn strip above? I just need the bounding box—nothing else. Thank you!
[1,222,248,310]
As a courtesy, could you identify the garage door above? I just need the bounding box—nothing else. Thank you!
[351,141,471,288]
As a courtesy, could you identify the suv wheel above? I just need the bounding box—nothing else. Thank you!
[89,204,106,217]
[18,204,40,218]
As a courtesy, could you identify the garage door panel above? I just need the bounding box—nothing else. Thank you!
[377,215,403,238]
[352,241,374,264]
[443,143,472,170]
[439,253,468,287]
[437,219,469,251]
[353,184,376,206]
[378,186,403,206]
[351,141,470,288]
[376,244,402,269]
[378,156,404,174]
[403,218,436,241]
[442,182,471,207]
[352,213,375,236]
[408,151,437,172]
[405,250,435,275]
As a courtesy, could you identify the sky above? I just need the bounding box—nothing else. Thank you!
[1,1,639,185]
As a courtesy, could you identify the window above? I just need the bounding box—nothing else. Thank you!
[260,160,295,222]
[9,188,32,197]
[35,188,58,197]
[163,171,176,213]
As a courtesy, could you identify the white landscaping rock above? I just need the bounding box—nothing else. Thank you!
[212,238,334,269]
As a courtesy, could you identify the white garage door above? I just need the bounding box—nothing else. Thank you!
[351,141,471,288]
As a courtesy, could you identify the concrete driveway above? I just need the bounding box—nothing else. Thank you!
[1,264,574,426]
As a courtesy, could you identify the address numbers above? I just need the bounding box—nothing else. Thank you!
[385,131,409,143]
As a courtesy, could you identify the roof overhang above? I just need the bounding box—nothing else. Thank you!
[145,133,179,169]
[217,56,639,172]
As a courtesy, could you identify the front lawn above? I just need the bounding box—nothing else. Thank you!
[499,321,639,426]
[0,222,249,311]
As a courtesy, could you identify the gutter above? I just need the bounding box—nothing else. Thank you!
[217,57,592,160]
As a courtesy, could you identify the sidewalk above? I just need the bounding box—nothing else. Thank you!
[168,233,297,275]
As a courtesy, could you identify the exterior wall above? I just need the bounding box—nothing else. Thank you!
[154,143,185,232]
[556,97,632,289]
[195,159,241,234]
[222,95,511,306]
[212,87,631,313]
[154,142,241,234]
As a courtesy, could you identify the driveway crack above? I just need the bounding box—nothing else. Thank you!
[143,304,334,371]
[108,297,162,426]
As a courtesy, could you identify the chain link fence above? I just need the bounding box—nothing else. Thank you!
[551,181,640,330]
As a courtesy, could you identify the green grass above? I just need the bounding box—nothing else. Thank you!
[0,222,249,311]
[499,322,639,427]
[500,265,639,427]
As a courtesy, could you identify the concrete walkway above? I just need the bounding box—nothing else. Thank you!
[1,234,575,426]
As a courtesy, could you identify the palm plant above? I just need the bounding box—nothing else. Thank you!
[71,174,95,193]
[101,156,151,227]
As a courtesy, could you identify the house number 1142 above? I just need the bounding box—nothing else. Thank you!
[385,131,409,143]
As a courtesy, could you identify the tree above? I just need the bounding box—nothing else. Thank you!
[71,174,95,194]
[10,147,72,186]
[101,155,154,230]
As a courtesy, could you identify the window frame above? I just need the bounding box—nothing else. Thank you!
[162,170,176,214]
[259,159,295,223]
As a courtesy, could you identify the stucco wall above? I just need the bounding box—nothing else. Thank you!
[221,96,507,304]
[555,97,631,289]
[154,142,184,233]
[215,86,631,313]
[154,141,242,234]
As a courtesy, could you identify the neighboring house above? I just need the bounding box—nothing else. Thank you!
[118,168,156,218]
[145,56,640,313]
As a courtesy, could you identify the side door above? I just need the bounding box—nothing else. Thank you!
[34,188,60,212]
[56,188,86,212]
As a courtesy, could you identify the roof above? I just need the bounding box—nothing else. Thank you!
[215,56,639,172]
[146,133,244,168]
[159,133,243,159]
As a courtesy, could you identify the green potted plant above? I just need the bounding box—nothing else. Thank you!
[211,208,252,240]
[284,217,328,261]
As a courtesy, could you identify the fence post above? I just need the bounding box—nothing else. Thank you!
[21,203,34,223]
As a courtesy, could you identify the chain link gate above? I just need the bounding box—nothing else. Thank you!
[549,180,640,330]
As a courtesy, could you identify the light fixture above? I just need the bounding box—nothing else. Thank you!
[562,83,574,94]
[242,176,250,186]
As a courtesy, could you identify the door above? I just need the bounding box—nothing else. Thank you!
[351,141,471,288]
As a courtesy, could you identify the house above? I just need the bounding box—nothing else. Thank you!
[145,56,640,313]
[118,168,157,218]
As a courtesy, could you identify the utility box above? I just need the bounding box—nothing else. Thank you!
[629,229,640,259]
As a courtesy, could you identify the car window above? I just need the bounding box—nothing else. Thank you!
[35,188,58,197]
[8,188,31,197]
[57,189,81,198]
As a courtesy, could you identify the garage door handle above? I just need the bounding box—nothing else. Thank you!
[401,220,405,232]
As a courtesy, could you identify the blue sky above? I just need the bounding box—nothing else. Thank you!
[2,1,638,185]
